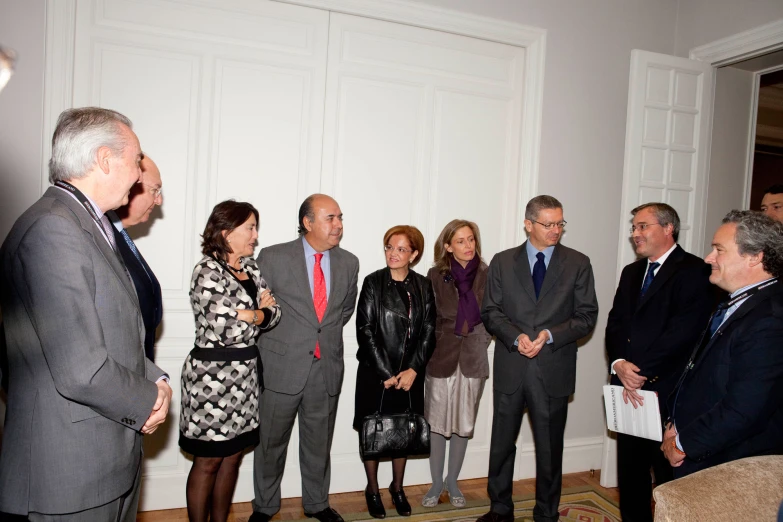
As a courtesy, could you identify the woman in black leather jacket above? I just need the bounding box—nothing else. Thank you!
[354,225,437,519]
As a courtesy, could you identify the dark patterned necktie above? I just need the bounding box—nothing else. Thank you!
[708,303,729,337]
[640,261,660,298]
[532,252,546,298]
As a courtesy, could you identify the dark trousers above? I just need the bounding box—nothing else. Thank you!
[487,361,568,522]
[617,431,673,522]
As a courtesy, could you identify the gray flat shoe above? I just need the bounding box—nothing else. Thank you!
[421,485,443,507]
[445,483,466,508]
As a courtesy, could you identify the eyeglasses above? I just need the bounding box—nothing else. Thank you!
[531,220,567,230]
[384,245,413,254]
[143,183,162,198]
[630,223,661,233]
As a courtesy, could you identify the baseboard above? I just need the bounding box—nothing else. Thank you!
[138,436,605,511]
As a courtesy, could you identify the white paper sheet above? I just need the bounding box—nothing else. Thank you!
[603,384,663,442]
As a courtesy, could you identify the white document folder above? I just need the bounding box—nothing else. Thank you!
[603,384,663,442]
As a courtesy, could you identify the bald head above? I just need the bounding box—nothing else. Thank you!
[116,155,163,227]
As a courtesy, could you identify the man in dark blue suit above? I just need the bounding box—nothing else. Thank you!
[108,155,163,361]
[606,203,714,522]
[663,210,783,477]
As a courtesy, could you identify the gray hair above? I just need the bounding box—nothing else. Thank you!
[525,195,562,221]
[632,202,681,242]
[48,107,133,183]
[722,210,783,279]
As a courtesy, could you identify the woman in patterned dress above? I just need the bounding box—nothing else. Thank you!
[180,200,281,522]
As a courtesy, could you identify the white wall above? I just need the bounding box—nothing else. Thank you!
[0,0,46,242]
[674,0,783,57]
[702,66,755,255]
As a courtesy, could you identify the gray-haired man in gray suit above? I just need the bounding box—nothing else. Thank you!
[250,194,360,522]
[478,195,598,522]
[0,107,172,521]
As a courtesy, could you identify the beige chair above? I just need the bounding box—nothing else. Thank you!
[653,455,783,521]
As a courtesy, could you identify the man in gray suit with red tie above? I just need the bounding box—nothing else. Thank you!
[479,195,598,522]
[0,107,172,521]
[250,194,360,522]
[108,155,164,361]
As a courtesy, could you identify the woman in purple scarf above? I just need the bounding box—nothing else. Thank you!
[422,219,492,508]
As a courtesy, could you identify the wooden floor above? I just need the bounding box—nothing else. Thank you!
[137,470,618,521]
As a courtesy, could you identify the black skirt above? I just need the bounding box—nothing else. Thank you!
[352,363,425,431]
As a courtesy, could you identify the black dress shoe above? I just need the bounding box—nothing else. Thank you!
[365,487,386,519]
[476,510,514,522]
[388,484,412,516]
[248,512,272,522]
[304,507,344,522]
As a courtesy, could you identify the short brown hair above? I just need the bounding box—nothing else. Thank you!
[201,200,259,261]
[383,225,425,268]
[433,219,483,274]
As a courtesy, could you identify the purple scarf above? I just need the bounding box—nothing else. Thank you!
[450,255,482,335]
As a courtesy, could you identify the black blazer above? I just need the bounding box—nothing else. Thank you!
[605,245,714,409]
[111,222,162,361]
[481,242,598,398]
[669,280,783,477]
[355,267,437,379]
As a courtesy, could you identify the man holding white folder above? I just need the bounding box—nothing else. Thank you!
[605,203,713,522]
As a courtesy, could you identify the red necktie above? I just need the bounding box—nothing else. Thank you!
[313,253,327,359]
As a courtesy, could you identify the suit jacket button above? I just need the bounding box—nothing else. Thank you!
[130,419,136,426]
[317,328,322,333]
[309,351,314,355]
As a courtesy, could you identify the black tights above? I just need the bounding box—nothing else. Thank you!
[364,457,407,493]
[186,452,243,522]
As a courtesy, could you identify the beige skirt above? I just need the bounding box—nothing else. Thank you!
[424,363,486,438]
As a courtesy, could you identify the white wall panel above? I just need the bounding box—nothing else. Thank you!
[322,12,528,493]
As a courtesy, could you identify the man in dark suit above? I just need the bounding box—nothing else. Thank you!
[108,155,163,361]
[605,202,713,522]
[478,195,598,522]
[250,194,359,522]
[663,210,783,477]
[0,107,172,521]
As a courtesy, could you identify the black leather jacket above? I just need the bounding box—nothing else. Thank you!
[356,267,437,379]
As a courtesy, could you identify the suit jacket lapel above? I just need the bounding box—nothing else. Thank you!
[324,247,347,319]
[49,188,140,307]
[538,244,565,300]
[694,284,778,365]
[637,245,684,308]
[514,242,537,302]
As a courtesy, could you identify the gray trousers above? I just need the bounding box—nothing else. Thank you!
[252,359,339,515]
[487,359,568,522]
[28,460,142,522]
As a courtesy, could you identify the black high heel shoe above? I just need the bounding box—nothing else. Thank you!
[365,487,386,519]
[389,483,412,516]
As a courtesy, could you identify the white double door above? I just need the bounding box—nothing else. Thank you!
[64,0,528,510]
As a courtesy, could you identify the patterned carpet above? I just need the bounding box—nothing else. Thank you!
[291,486,620,522]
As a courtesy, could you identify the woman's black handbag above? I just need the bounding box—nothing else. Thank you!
[359,393,431,461]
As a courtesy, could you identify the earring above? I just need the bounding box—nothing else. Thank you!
[228,239,231,243]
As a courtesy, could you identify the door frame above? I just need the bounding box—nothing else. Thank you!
[689,19,783,210]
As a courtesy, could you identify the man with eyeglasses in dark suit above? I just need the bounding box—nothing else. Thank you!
[606,202,713,522]
[478,195,598,522]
